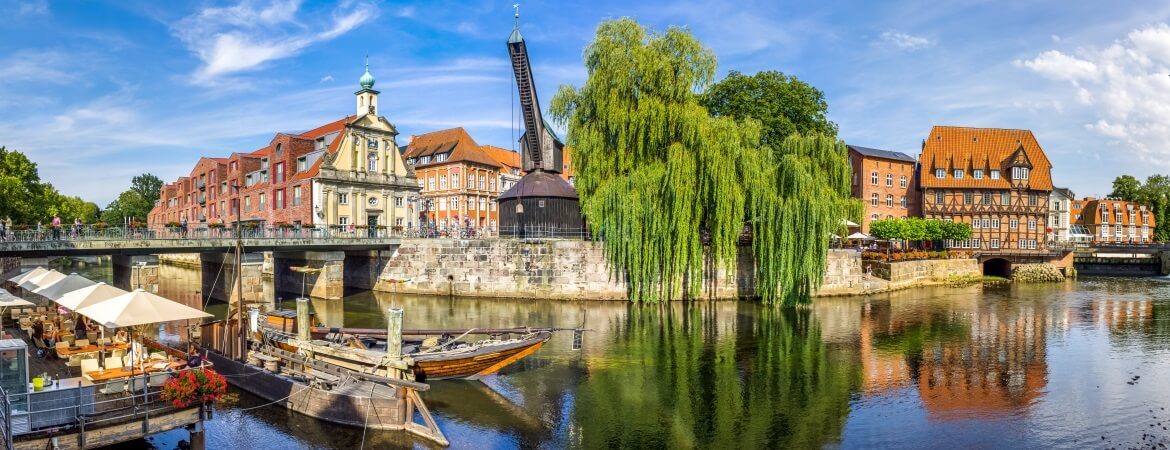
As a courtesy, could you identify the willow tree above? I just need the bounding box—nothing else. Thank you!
[550,18,860,305]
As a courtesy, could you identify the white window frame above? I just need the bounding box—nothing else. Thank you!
[973,170,983,179]
[900,175,907,187]
[935,169,945,179]
[871,172,878,185]
[886,174,893,186]
[954,169,964,179]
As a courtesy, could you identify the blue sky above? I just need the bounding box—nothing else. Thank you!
[2,0,1170,205]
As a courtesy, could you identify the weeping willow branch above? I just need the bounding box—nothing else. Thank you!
[551,18,862,305]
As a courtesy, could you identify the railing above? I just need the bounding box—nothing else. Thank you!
[497,225,590,240]
[0,224,406,243]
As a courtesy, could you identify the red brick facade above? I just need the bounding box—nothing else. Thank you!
[848,145,921,233]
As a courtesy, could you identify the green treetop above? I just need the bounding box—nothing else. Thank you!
[702,70,838,144]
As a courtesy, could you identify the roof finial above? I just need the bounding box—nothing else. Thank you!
[513,3,519,28]
[365,52,369,71]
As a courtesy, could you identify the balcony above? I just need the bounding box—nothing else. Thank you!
[196,180,206,190]
[198,193,207,205]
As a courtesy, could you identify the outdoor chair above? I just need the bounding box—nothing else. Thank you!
[130,376,148,396]
[55,341,68,352]
[148,372,170,388]
[111,349,126,360]
[61,320,72,331]
[80,359,99,380]
[98,337,110,345]
[63,334,75,346]
[104,356,123,370]
[86,331,98,341]
[66,354,83,367]
[99,378,126,395]
[74,339,89,347]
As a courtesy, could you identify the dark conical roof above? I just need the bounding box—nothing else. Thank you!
[498,171,578,200]
[508,26,524,44]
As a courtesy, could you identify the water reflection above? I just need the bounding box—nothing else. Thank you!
[55,261,1170,449]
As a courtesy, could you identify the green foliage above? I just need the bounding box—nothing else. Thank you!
[550,18,860,305]
[100,190,152,224]
[701,70,838,144]
[867,218,970,242]
[131,174,163,207]
[0,147,99,224]
[1111,175,1141,200]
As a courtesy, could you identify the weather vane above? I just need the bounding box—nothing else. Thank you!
[514,3,520,27]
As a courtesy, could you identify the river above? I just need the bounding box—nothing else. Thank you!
[67,262,1170,449]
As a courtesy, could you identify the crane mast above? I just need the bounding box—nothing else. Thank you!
[507,10,562,174]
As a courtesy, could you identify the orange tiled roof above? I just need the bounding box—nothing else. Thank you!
[405,127,500,168]
[918,126,1054,191]
[481,145,521,171]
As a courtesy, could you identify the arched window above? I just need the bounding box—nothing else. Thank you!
[275,143,283,158]
[886,194,893,207]
[368,152,377,171]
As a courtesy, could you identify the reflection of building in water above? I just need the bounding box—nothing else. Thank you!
[853,294,1050,419]
[1091,298,1153,332]
[917,303,1048,419]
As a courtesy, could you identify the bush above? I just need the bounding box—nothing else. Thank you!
[161,368,228,408]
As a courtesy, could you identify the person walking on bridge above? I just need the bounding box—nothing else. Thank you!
[180,216,188,238]
[51,214,61,240]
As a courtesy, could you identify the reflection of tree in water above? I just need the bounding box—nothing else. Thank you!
[569,303,859,448]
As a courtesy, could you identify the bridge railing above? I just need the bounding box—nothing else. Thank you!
[0,224,407,243]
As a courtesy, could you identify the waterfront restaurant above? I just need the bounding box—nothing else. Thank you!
[0,269,210,448]
[847,144,921,233]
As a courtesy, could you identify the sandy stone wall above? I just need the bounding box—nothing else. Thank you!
[863,258,980,289]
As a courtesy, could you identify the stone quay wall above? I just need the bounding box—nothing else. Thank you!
[863,257,981,289]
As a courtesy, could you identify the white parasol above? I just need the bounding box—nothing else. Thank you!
[32,273,97,301]
[18,270,65,291]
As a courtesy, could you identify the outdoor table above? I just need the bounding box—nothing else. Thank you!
[83,367,133,382]
[56,342,129,357]
[138,359,186,373]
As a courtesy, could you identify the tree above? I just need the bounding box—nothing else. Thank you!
[702,70,838,145]
[550,18,861,305]
[131,174,163,207]
[100,190,151,224]
[0,147,98,224]
[1111,175,1142,201]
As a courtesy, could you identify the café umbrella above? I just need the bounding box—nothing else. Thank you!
[32,273,97,301]
[7,267,47,285]
[74,289,212,372]
[18,270,65,291]
[55,283,128,311]
[0,291,34,317]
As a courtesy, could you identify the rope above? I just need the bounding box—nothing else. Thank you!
[237,384,311,411]
[415,328,477,354]
[359,381,376,450]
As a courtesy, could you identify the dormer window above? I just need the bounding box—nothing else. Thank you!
[935,169,945,179]
[973,169,983,179]
[1011,167,1029,180]
[990,170,1000,179]
[953,169,964,179]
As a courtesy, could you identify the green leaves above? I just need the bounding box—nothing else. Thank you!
[0,147,99,224]
[552,19,859,305]
[701,70,838,144]
[869,218,970,242]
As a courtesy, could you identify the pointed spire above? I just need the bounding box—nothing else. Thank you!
[508,3,524,44]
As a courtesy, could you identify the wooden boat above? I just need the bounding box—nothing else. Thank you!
[259,311,553,381]
[200,321,449,446]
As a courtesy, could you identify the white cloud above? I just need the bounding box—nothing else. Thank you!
[395,6,415,18]
[1018,23,1170,164]
[0,50,76,83]
[17,0,47,16]
[879,31,932,50]
[320,75,334,83]
[173,0,378,84]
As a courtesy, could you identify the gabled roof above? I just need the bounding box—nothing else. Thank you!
[481,145,521,172]
[918,126,1054,190]
[404,127,501,168]
[847,145,916,163]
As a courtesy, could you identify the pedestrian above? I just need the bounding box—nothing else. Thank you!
[36,221,43,240]
[0,218,5,241]
[73,217,82,238]
[180,216,188,238]
[51,214,61,240]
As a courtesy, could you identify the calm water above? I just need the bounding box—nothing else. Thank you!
[67,262,1170,449]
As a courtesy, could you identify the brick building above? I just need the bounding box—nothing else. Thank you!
[847,145,920,233]
[918,126,1054,251]
[149,64,419,230]
[402,128,513,230]
[1074,197,1156,244]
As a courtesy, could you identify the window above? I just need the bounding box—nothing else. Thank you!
[964,191,974,204]
[244,196,251,213]
[886,194,893,207]
[491,201,496,211]
[438,197,447,211]
[221,181,227,194]
[339,216,349,226]
[973,169,983,179]
[900,175,907,187]
[1115,227,1122,237]
[1001,192,1010,205]
[468,173,474,187]
[368,152,378,172]
[1012,167,1030,180]
[428,177,436,191]
[990,170,1000,179]
[871,193,878,206]
[490,178,497,191]
[982,192,992,204]
[972,220,980,229]
[293,186,302,206]
[991,219,1000,228]
[1101,225,1109,237]
[275,190,284,209]
[1029,193,1038,206]
[900,196,907,208]
[1028,220,1036,230]
[990,239,1000,249]
[871,214,879,221]
[297,157,307,172]
[954,169,964,179]
[981,218,990,228]
[258,193,266,210]
[935,169,945,179]
[396,217,404,226]
[1018,238,1025,249]
[886,174,893,186]
[338,193,349,204]
[1010,218,1019,228]
[538,199,546,208]
[934,191,944,204]
[479,175,486,190]
[480,198,487,210]
[871,172,878,185]
[274,163,284,183]
[394,196,404,207]
[439,175,448,190]
[453,196,461,210]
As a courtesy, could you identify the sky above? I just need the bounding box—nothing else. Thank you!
[2,0,1170,205]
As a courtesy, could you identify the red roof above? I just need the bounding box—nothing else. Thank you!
[918,126,1054,191]
[481,145,521,171]
[405,128,501,168]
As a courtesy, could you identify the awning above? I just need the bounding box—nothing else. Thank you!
[847,232,874,240]
[56,283,130,312]
[18,270,65,291]
[8,267,48,285]
[74,289,212,328]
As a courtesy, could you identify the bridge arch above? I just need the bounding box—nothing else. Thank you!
[982,258,1012,278]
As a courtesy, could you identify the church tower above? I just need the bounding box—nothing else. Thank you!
[355,56,379,117]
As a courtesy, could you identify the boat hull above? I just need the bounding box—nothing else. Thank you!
[413,333,550,381]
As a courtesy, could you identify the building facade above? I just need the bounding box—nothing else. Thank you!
[149,65,419,230]
[918,126,1054,252]
[847,145,920,233]
[402,128,514,231]
[1076,198,1156,244]
[1048,187,1075,242]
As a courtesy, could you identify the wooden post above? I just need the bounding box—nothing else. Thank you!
[386,308,403,379]
[296,298,310,342]
[190,416,206,450]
